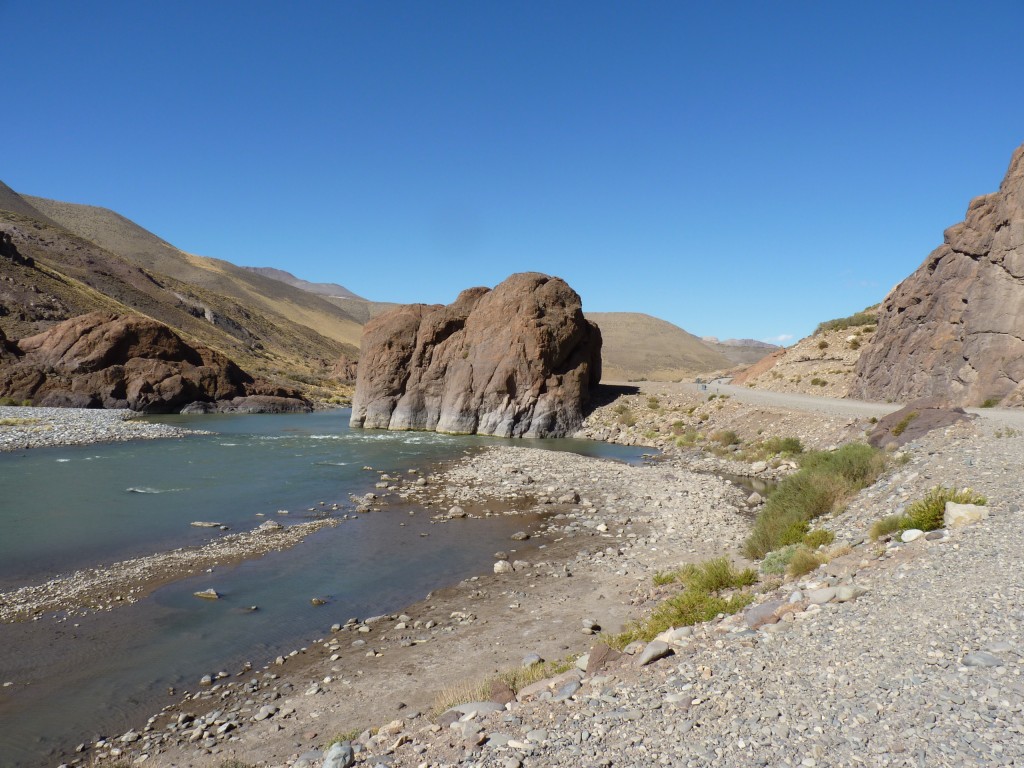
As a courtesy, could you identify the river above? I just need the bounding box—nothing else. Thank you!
[0,409,649,767]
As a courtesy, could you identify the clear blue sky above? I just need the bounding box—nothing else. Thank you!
[2,1,1022,344]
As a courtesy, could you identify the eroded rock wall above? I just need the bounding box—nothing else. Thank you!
[853,144,1024,407]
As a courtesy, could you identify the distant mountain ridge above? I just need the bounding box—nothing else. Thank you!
[701,336,780,366]
[241,266,364,300]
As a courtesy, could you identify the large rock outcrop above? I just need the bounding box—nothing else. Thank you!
[0,311,309,412]
[853,144,1024,407]
[349,273,602,437]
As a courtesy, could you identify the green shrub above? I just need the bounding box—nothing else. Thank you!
[904,486,986,531]
[817,340,829,350]
[815,309,879,334]
[617,409,636,427]
[890,411,918,437]
[869,486,987,538]
[745,443,885,559]
[980,397,1001,408]
[869,515,905,540]
[679,557,757,592]
[760,544,799,575]
[647,396,661,410]
[608,557,756,649]
[810,377,827,386]
[803,528,835,549]
[761,436,804,455]
[712,429,741,446]
[849,339,861,350]
[787,546,824,577]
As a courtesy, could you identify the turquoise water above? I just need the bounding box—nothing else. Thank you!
[0,410,650,766]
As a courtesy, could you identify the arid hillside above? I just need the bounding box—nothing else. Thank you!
[1,188,362,395]
[587,312,735,381]
[732,310,877,398]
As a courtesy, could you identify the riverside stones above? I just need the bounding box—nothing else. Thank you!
[349,273,602,437]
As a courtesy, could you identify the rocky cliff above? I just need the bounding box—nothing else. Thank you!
[853,144,1024,407]
[349,273,601,437]
[0,311,309,412]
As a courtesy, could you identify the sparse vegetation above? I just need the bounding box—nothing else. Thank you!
[0,397,32,407]
[890,411,918,437]
[745,443,886,559]
[869,486,987,539]
[432,657,575,716]
[760,436,804,456]
[803,528,835,549]
[810,377,827,386]
[0,417,39,426]
[325,729,363,748]
[759,544,799,575]
[787,545,825,577]
[815,308,879,334]
[711,429,741,446]
[817,340,829,350]
[980,397,1001,408]
[647,396,661,410]
[995,427,1020,438]
[608,558,756,649]
[849,339,861,350]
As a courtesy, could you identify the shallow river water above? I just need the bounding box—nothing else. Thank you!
[0,410,649,767]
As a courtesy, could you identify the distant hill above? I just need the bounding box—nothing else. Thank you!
[1,187,363,394]
[241,266,364,300]
[731,316,873,398]
[587,312,734,381]
[701,336,780,366]
[0,181,59,227]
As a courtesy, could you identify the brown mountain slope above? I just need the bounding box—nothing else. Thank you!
[587,312,733,381]
[25,196,365,351]
[241,266,363,300]
[0,181,60,227]
[0,207,356,393]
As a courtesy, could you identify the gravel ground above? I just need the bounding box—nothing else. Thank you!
[0,406,205,451]
[355,422,1024,768]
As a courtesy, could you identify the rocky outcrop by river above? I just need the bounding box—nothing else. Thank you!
[349,273,601,438]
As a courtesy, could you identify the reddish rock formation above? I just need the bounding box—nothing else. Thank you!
[349,273,602,437]
[853,144,1024,407]
[0,311,309,412]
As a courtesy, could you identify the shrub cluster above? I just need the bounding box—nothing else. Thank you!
[870,486,987,539]
[744,443,886,559]
[608,558,756,649]
[814,308,879,334]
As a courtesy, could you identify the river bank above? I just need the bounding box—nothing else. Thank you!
[0,406,206,451]
[69,388,1024,768]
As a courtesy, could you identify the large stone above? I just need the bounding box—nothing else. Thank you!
[349,273,602,438]
[322,742,355,768]
[853,144,1024,407]
[944,501,988,528]
[0,311,308,413]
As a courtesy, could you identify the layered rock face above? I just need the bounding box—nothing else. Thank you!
[0,311,308,412]
[350,273,602,437]
[853,144,1024,407]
